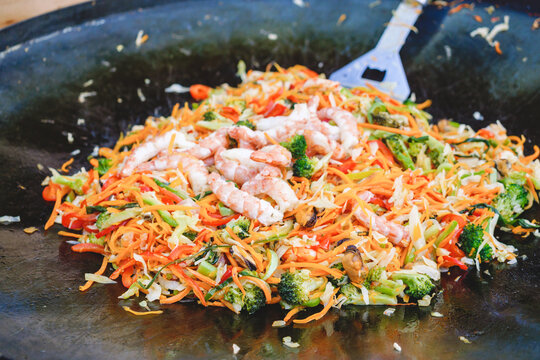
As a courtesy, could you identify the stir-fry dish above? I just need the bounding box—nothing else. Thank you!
[42,63,540,322]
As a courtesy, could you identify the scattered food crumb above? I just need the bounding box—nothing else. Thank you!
[383,308,395,316]
[317,61,324,68]
[484,269,491,276]
[77,118,86,126]
[470,15,509,48]
[70,149,81,156]
[78,91,97,103]
[116,44,124,52]
[139,300,151,311]
[41,119,55,124]
[101,60,110,67]
[418,294,432,307]
[485,6,495,15]
[232,343,240,354]
[532,18,540,31]
[337,14,347,26]
[18,184,26,190]
[282,336,300,348]
[144,78,151,85]
[24,227,38,234]
[521,254,528,260]
[66,132,74,144]
[268,33,278,41]
[83,79,94,87]
[272,320,286,327]
[454,275,461,282]
[135,30,149,47]
[37,163,44,171]
[459,336,472,344]
[0,216,21,225]
[473,15,483,23]
[117,98,123,104]
[393,342,402,352]
[137,88,146,102]
[444,45,452,59]
[292,0,306,8]
[431,311,444,318]
[522,57,528,63]
[369,0,381,8]
[473,111,484,120]
[165,83,190,93]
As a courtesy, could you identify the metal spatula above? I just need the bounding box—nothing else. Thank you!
[330,0,427,102]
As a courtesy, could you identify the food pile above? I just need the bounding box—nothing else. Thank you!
[42,63,540,321]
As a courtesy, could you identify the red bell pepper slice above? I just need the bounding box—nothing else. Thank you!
[189,84,211,101]
[42,183,62,202]
[220,106,240,123]
[367,140,396,164]
[71,243,105,255]
[441,255,468,270]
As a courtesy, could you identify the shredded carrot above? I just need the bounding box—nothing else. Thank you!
[60,158,74,173]
[293,288,339,324]
[79,256,109,292]
[122,306,163,316]
[494,41,502,55]
[283,306,303,322]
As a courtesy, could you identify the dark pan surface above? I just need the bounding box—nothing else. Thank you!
[0,0,539,359]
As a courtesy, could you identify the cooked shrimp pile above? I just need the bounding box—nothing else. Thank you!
[42,63,540,320]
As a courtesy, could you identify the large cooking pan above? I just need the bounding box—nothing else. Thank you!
[0,0,539,359]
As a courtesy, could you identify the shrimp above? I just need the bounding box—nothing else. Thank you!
[353,191,409,246]
[214,148,281,185]
[136,152,209,194]
[318,107,359,150]
[187,127,229,159]
[120,130,196,176]
[304,129,346,160]
[250,145,292,167]
[227,126,268,149]
[241,173,298,213]
[208,173,283,226]
[256,103,312,142]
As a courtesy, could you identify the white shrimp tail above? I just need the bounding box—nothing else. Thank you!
[136,152,209,194]
[120,130,195,176]
[208,173,283,226]
[241,175,298,213]
[318,107,359,150]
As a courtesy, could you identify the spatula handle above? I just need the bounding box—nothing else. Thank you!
[375,0,426,53]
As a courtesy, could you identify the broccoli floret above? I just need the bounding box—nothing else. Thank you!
[227,216,251,239]
[339,283,398,305]
[390,272,435,300]
[96,158,113,176]
[281,135,307,159]
[363,267,404,296]
[292,155,318,178]
[329,263,349,286]
[235,120,255,130]
[224,282,265,314]
[203,111,220,121]
[339,283,365,305]
[458,224,493,262]
[384,135,415,170]
[277,270,325,306]
[493,183,529,224]
[363,267,385,288]
[372,112,407,128]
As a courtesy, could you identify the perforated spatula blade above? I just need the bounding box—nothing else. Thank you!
[330,0,427,102]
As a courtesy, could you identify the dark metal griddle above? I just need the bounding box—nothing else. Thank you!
[0,0,539,359]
